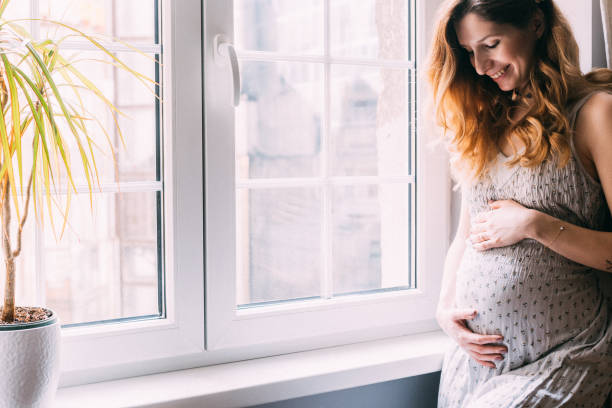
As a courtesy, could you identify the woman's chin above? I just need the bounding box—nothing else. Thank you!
[496,82,514,92]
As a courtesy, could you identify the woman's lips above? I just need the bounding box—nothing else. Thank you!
[491,65,511,82]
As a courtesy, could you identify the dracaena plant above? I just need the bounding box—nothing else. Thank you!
[0,1,156,322]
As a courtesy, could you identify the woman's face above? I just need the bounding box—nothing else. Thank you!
[454,12,543,92]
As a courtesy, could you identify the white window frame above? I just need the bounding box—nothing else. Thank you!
[204,0,449,350]
[57,0,450,387]
[59,0,205,386]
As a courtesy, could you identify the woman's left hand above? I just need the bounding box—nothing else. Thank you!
[470,200,536,251]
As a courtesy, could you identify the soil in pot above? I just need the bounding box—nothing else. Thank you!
[0,307,53,325]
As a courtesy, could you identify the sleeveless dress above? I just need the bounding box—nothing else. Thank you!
[437,91,612,408]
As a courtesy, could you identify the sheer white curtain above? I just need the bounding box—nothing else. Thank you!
[603,0,612,67]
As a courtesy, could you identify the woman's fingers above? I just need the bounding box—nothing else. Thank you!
[470,233,489,243]
[440,308,508,368]
[473,212,488,223]
[472,241,494,251]
[470,223,486,233]
[468,349,504,362]
[450,308,477,321]
[468,343,507,356]
[471,356,497,369]
[459,329,504,345]
[488,200,505,210]
[465,339,507,368]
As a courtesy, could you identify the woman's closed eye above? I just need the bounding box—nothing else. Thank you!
[464,40,499,56]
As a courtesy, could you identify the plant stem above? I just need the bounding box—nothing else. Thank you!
[0,170,34,322]
[1,177,14,322]
[13,171,33,258]
[0,61,13,322]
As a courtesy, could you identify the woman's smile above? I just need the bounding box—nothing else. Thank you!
[455,13,541,91]
[490,64,510,81]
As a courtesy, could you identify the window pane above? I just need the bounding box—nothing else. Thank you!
[237,61,323,179]
[0,1,163,328]
[0,190,161,325]
[237,187,322,306]
[39,0,157,43]
[330,0,409,60]
[36,49,158,185]
[43,191,161,325]
[332,184,411,295]
[331,65,411,176]
[115,1,157,42]
[234,0,323,54]
[116,107,158,182]
[231,0,416,310]
[1,1,30,22]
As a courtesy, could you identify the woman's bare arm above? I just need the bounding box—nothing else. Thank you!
[437,188,470,312]
[437,187,507,368]
[528,92,612,272]
[470,92,612,272]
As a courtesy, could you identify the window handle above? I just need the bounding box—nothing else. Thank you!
[213,34,241,107]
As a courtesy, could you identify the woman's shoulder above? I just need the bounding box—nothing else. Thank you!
[577,90,612,114]
[568,90,612,118]
[573,91,612,182]
[574,91,612,136]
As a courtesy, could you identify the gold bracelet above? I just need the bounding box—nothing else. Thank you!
[548,225,566,247]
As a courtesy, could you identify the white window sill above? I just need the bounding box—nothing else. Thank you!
[54,330,452,408]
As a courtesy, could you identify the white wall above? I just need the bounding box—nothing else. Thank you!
[556,0,608,71]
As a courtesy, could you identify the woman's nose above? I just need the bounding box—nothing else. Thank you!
[473,51,491,76]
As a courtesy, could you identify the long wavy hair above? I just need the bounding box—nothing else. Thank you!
[426,0,612,185]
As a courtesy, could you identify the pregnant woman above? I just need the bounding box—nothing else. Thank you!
[426,0,612,406]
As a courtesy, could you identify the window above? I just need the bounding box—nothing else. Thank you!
[0,0,449,386]
[0,0,164,327]
[0,1,205,385]
[205,0,448,351]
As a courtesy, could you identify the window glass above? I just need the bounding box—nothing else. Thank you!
[38,0,157,43]
[235,0,323,54]
[0,1,163,326]
[236,187,322,306]
[330,0,410,60]
[330,65,411,177]
[234,0,415,308]
[236,60,324,179]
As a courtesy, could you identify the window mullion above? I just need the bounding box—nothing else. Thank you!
[410,0,417,289]
[30,0,39,40]
[321,0,332,300]
[41,41,162,54]
[235,176,416,189]
[235,51,414,69]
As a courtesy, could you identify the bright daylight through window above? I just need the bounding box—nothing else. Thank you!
[0,0,163,327]
[0,0,447,389]
[233,0,416,308]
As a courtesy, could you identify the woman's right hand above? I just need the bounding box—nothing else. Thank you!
[436,308,507,368]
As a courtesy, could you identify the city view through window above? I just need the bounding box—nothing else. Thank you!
[234,0,415,307]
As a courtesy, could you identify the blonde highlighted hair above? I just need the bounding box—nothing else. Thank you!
[425,0,612,185]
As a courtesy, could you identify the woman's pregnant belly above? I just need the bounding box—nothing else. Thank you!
[455,244,601,369]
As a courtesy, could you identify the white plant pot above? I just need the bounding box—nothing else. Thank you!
[0,309,61,408]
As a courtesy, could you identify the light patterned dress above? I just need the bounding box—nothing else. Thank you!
[437,92,612,408]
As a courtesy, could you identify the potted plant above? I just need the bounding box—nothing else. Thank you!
[0,2,155,406]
